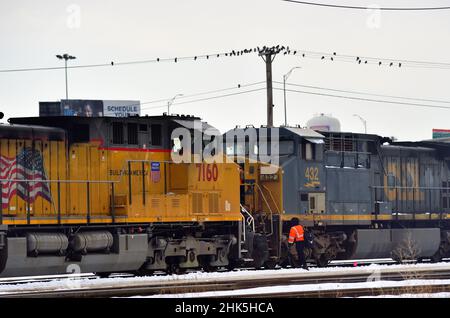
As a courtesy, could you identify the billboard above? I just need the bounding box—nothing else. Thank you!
[432,129,450,139]
[40,99,140,118]
[103,100,140,117]
[61,99,104,117]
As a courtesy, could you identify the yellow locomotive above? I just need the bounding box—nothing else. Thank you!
[0,115,241,276]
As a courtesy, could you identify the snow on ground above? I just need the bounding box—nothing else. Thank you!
[0,261,449,294]
[142,279,450,298]
[363,292,450,298]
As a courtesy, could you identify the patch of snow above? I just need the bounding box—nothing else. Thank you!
[0,261,449,295]
[362,292,450,298]
[142,279,450,298]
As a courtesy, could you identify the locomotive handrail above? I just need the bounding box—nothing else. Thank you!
[254,183,274,237]
[260,184,281,214]
[0,178,118,183]
[240,204,255,233]
[370,185,446,221]
[325,150,372,155]
[371,185,450,190]
[0,178,117,225]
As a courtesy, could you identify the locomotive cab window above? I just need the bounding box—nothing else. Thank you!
[127,123,138,145]
[309,196,316,211]
[302,142,315,161]
[279,140,294,155]
[112,122,124,144]
[151,124,162,146]
[301,139,324,161]
[72,124,90,142]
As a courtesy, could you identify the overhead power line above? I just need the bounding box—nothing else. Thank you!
[284,48,450,70]
[141,87,266,111]
[0,48,258,73]
[274,87,450,110]
[139,81,265,107]
[274,81,450,104]
[282,0,450,10]
[1,44,450,74]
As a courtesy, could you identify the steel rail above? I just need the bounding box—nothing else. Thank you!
[2,266,450,298]
[235,284,450,298]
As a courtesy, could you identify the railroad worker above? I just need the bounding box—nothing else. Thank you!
[288,218,308,270]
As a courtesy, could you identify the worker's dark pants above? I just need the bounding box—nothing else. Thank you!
[295,241,307,268]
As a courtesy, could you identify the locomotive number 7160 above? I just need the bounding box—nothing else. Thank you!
[196,163,219,181]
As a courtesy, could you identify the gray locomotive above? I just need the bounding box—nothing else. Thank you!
[226,126,450,267]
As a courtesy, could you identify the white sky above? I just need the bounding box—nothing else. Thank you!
[1,0,450,140]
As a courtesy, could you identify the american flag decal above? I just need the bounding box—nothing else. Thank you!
[1,147,52,209]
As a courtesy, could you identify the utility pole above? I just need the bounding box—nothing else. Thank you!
[167,93,183,115]
[283,66,301,126]
[353,114,367,134]
[259,46,284,127]
[56,53,76,100]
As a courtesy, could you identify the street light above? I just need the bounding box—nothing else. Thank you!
[167,94,184,115]
[353,114,367,134]
[56,53,76,100]
[283,66,301,126]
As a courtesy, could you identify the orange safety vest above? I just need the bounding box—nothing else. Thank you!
[288,225,304,243]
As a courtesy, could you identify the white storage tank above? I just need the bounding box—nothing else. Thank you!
[306,113,341,132]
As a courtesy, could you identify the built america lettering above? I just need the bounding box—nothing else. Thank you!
[109,169,149,177]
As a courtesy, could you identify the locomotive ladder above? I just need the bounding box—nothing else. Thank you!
[254,183,276,236]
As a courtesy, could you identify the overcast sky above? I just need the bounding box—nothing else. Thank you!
[1,0,450,140]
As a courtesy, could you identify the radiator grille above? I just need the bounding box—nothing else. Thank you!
[172,198,180,208]
[208,193,219,213]
[192,193,203,214]
[151,198,160,209]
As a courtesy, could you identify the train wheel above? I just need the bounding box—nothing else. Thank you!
[264,259,278,270]
[202,264,215,273]
[134,269,154,277]
[96,272,112,278]
[279,257,290,268]
[168,264,186,275]
[226,259,238,271]
[315,255,330,267]
[431,250,443,263]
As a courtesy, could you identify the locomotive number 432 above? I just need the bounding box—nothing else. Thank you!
[305,166,319,182]
[196,163,219,181]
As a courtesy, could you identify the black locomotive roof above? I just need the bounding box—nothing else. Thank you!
[390,140,450,156]
[7,115,209,146]
[8,114,201,126]
[0,123,65,141]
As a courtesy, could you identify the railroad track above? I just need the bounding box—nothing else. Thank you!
[0,257,434,286]
[234,282,450,298]
[1,264,450,298]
